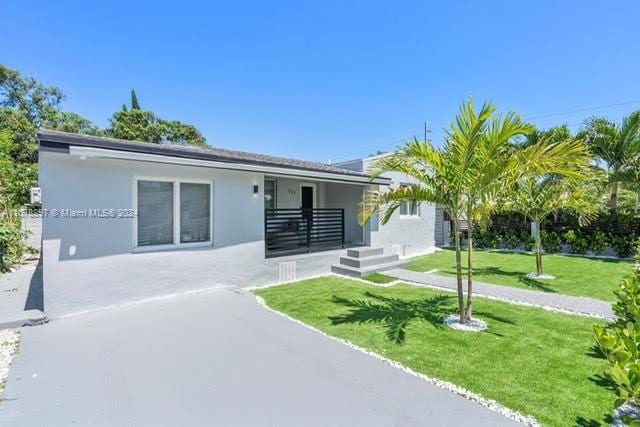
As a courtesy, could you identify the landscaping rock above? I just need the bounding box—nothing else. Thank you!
[443,314,488,332]
[612,401,640,427]
[526,273,555,280]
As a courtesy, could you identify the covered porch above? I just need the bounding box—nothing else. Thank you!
[263,176,372,257]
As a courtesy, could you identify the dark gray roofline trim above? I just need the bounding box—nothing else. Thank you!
[38,130,391,184]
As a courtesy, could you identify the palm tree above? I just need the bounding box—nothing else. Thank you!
[361,99,532,323]
[360,136,468,322]
[580,112,640,210]
[361,100,595,324]
[505,128,599,277]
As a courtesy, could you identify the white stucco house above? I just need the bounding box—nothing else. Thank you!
[38,130,440,316]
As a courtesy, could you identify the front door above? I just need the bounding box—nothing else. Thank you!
[301,185,314,210]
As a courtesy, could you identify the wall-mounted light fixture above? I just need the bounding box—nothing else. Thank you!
[253,184,259,194]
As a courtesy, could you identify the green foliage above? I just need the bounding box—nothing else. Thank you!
[522,233,535,251]
[588,230,608,255]
[564,230,589,254]
[0,218,27,272]
[362,273,396,284]
[0,64,63,125]
[107,108,206,147]
[580,112,640,211]
[541,230,563,253]
[130,89,141,110]
[0,130,37,207]
[594,258,640,422]
[45,111,103,135]
[503,230,521,249]
[472,227,501,249]
[610,234,638,259]
[107,109,165,143]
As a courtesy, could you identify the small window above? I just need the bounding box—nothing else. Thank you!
[399,184,420,217]
[264,179,277,210]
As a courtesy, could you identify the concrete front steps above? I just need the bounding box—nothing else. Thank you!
[331,247,409,278]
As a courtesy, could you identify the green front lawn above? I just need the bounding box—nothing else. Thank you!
[407,249,632,301]
[362,272,397,284]
[256,277,612,427]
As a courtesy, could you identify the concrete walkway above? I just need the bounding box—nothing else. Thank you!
[0,215,45,329]
[0,256,45,329]
[0,288,519,426]
[387,269,615,320]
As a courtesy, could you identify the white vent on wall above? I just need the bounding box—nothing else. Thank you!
[279,261,297,283]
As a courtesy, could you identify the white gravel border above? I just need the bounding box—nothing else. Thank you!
[525,273,555,280]
[255,295,539,426]
[0,329,20,400]
[443,314,488,332]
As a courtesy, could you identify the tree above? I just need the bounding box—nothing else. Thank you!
[450,102,534,319]
[361,99,590,324]
[580,112,640,210]
[505,127,599,277]
[362,100,531,323]
[108,109,165,143]
[130,90,140,110]
[0,64,63,126]
[107,91,206,146]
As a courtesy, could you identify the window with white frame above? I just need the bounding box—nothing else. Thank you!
[136,179,211,248]
[399,184,420,217]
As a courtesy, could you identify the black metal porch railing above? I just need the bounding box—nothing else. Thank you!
[265,208,345,257]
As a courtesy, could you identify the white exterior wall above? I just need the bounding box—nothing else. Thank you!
[40,151,371,316]
[40,151,269,316]
[41,151,265,259]
[341,156,437,257]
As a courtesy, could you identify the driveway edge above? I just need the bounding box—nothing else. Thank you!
[254,294,539,427]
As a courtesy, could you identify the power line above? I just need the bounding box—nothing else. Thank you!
[329,101,640,164]
[528,99,640,120]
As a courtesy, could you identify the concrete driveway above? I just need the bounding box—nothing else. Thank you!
[0,288,519,426]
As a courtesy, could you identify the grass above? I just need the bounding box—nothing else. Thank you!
[362,272,397,284]
[256,276,613,427]
[407,249,632,301]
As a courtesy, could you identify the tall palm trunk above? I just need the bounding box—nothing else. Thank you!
[610,181,619,211]
[534,219,543,276]
[453,219,467,324]
[465,217,474,320]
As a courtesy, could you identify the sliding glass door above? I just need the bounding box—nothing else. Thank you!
[135,179,212,249]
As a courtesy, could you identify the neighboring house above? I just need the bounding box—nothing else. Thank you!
[38,130,437,316]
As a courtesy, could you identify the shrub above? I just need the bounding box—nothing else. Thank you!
[594,253,640,422]
[472,227,499,249]
[522,232,535,251]
[588,231,608,255]
[541,230,562,253]
[0,218,27,272]
[564,230,589,254]
[502,230,521,249]
[610,234,637,259]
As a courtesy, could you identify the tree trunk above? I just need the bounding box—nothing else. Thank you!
[610,181,619,211]
[453,219,467,324]
[534,219,543,276]
[465,218,474,320]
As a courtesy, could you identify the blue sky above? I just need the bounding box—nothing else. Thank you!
[3,1,640,163]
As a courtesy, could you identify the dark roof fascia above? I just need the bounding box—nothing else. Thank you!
[37,130,391,184]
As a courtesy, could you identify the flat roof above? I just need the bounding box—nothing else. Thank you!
[38,129,390,185]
